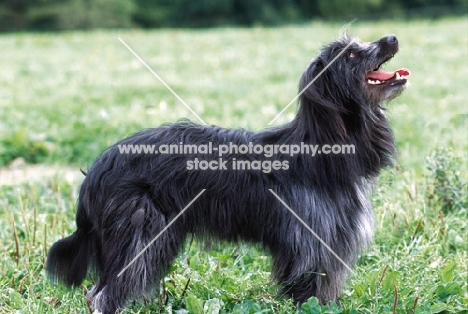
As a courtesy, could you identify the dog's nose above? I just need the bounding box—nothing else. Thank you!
[386,35,398,44]
[380,35,398,45]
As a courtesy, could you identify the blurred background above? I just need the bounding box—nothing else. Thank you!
[0,0,466,31]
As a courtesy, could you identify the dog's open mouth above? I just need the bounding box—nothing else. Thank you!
[366,63,410,86]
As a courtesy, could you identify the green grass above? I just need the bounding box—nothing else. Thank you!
[0,18,467,313]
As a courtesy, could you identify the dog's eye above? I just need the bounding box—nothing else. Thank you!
[348,51,356,58]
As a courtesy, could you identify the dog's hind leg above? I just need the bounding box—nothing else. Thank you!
[87,195,187,314]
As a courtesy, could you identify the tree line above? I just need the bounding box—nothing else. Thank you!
[0,0,465,31]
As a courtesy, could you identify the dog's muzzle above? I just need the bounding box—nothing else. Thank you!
[366,35,410,86]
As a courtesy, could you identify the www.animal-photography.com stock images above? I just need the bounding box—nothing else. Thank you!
[0,2,466,314]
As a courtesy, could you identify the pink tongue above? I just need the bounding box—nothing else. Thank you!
[367,68,410,81]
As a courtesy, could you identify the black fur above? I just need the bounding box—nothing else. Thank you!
[46,34,408,313]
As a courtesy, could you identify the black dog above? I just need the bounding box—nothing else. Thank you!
[47,34,409,313]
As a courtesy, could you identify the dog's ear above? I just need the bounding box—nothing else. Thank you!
[300,56,340,104]
[299,58,322,99]
[297,56,348,141]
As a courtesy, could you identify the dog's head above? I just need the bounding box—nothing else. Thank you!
[300,34,410,106]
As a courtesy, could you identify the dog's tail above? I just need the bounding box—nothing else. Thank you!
[46,202,96,287]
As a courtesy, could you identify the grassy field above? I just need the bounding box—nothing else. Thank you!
[0,18,467,313]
